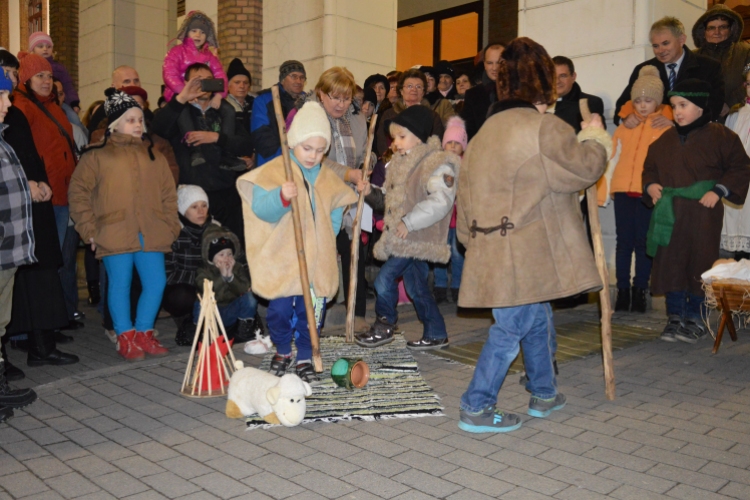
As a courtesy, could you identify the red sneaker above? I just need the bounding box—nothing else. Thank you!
[134,330,169,357]
[117,330,145,361]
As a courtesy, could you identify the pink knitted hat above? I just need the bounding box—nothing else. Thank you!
[442,116,468,150]
[28,32,53,51]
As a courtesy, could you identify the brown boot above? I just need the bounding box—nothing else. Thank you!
[117,330,145,361]
[134,331,169,357]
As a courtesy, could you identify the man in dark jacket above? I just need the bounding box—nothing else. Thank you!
[250,60,306,167]
[152,63,252,239]
[461,42,504,140]
[551,56,606,132]
[614,16,724,126]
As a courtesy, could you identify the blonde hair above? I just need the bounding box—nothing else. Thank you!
[650,17,685,38]
[315,67,357,100]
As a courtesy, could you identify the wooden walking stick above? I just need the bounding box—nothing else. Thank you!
[580,99,616,401]
[345,115,378,342]
[271,86,323,373]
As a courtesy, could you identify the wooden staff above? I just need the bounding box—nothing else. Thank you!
[580,99,616,401]
[271,86,323,373]
[345,115,378,342]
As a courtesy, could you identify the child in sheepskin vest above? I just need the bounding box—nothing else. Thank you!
[356,105,460,351]
[236,102,357,385]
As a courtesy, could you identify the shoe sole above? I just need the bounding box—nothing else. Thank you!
[0,395,38,410]
[355,336,395,348]
[660,334,678,343]
[458,420,522,433]
[527,401,566,418]
[674,334,700,344]
[406,343,450,351]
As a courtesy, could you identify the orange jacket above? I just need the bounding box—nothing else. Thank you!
[13,83,76,206]
[597,102,673,205]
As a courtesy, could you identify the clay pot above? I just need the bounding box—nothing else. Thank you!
[331,357,370,389]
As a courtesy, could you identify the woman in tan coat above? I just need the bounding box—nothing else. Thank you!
[456,38,611,433]
[69,89,180,362]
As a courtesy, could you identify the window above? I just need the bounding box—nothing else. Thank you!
[397,2,482,72]
[28,0,42,34]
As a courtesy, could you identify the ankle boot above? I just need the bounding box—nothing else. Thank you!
[253,313,265,339]
[0,341,24,381]
[87,281,101,305]
[0,361,36,409]
[133,331,168,357]
[27,330,79,367]
[631,287,648,313]
[615,288,631,312]
[117,330,145,361]
[433,287,448,304]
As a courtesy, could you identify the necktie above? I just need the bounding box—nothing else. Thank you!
[667,63,677,90]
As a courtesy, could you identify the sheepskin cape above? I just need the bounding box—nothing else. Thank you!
[237,157,358,300]
[373,136,460,264]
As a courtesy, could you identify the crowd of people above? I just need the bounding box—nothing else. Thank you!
[0,5,749,432]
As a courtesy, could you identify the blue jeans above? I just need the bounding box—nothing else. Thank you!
[460,303,557,413]
[614,193,652,290]
[102,237,166,334]
[433,228,464,289]
[665,291,705,321]
[61,223,80,319]
[52,205,69,251]
[375,256,447,340]
[267,296,312,361]
[192,291,258,328]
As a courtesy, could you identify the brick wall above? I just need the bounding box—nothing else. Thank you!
[217,0,262,91]
[488,0,518,44]
[49,0,78,92]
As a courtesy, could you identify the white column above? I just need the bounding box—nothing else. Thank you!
[9,0,20,55]
[262,0,397,90]
[79,0,169,110]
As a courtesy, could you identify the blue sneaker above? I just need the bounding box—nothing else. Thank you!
[458,405,522,433]
[527,393,566,418]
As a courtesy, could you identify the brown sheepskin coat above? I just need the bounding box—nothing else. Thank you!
[236,157,358,300]
[457,102,611,308]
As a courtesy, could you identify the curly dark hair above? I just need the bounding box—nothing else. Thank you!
[397,69,428,94]
[496,37,557,106]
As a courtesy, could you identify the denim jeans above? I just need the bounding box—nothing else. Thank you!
[665,290,705,321]
[433,228,464,289]
[267,295,312,361]
[192,291,258,328]
[460,303,557,413]
[60,224,80,319]
[614,193,652,290]
[374,256,447,340]
[52,205,69,251]
[102,236,166,334]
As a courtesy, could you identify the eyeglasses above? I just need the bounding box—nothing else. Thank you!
[706,25,730,33]
[288,74,307,82]
[404,84,424,92]
[327,93,352,105]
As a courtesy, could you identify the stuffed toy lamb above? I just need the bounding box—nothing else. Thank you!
[225,361,312,426]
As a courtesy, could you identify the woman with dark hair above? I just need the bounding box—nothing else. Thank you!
[375,69,446,157]
[0,49,78,372]
[455,37,610,433]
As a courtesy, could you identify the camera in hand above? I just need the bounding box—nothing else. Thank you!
[200,78,224,93]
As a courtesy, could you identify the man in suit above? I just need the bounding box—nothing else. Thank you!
[461,42,504,140]
[552,56,606,132]
[614,16,724,128]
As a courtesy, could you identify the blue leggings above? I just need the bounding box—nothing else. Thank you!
[102,245,166,335]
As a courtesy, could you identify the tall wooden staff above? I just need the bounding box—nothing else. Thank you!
[271,86,323,373]
[345,115,378,342]
[580,99,616,401]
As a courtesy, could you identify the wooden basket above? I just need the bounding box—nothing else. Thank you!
[704,279,750,353]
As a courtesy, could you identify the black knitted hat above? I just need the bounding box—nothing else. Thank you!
[435,60,455,80]
[387,105,433,144]
[364,73,388,91]
[208,236,235,262]
[668,78,711,111]
[227,58,251,82]
[104,87,141,126]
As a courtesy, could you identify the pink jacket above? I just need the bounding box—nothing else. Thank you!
[162,38,228,102]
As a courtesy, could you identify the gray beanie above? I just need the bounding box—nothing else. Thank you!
[279,60,306,82]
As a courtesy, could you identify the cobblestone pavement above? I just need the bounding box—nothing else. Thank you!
[1,300,749,499]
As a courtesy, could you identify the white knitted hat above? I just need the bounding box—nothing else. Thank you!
[287,101,331,150]
[177,184,209,216]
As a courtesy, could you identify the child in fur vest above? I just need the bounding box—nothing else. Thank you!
[356,105,460,351]
[237,102,357,385]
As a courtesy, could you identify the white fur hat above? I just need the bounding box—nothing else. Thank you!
[177,184,209,216]
[287,102,331,151]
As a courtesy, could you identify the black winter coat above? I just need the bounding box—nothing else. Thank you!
[553,82,606,133]
[461,80,494,141]
[614,48,724,125]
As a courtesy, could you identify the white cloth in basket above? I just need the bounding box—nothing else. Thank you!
[701,259,750,284]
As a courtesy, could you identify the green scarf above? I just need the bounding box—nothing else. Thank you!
[646,180,717,257]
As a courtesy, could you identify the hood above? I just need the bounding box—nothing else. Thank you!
[693,5,744,48]
[200,223,242,264]
[173,10,219,49]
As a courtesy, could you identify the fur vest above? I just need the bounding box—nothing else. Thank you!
[373,137,460,263]
[236,157,358,300]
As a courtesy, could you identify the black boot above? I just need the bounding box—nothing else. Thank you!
[27,330,79,367]
[253,313,265,339]
[0,342,24,382]
[87,281,101,306]
[0,361,36,409]
[174,316,196,347]
[615,288,631,312]
[233,318,256,343]
[0,406,13,424]
[631,287,648,313]
[433,287,448,304]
